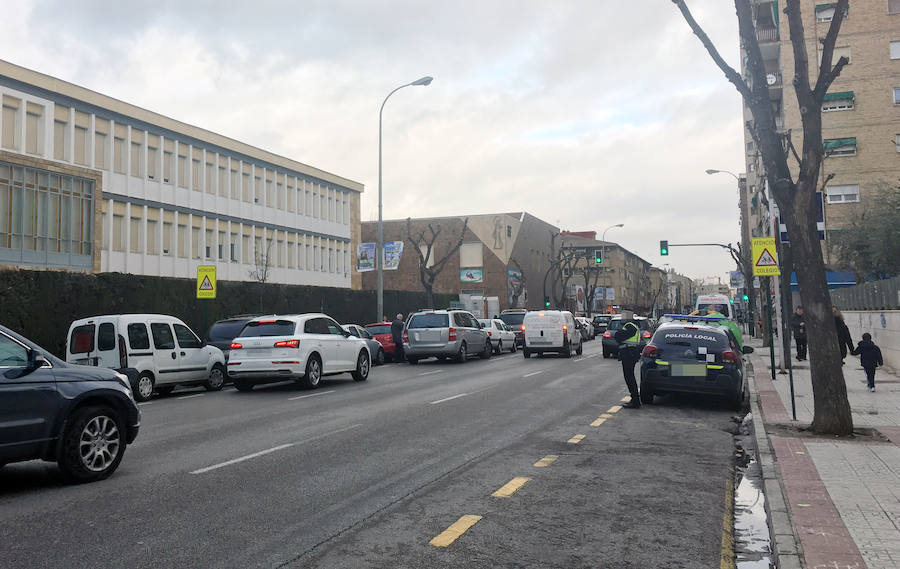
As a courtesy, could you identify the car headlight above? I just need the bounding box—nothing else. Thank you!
[114,372,132,393]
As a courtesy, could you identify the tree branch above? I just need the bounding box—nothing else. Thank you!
[812,0,850,100]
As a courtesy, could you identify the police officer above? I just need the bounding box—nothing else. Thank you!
[614,310,642,409]
[391,313,405,363]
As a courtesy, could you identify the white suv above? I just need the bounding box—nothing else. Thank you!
[227,313,370,391]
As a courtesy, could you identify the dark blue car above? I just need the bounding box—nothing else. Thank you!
[0,324,140,483]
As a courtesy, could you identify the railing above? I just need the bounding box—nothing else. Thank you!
[832,275,900,310]
[756,26,778,42]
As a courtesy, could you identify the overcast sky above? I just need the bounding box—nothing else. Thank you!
[4,0,747,282]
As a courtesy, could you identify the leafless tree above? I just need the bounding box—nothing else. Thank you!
[248,236,273,312]
[407,217,469,309]
[673,0,852,434]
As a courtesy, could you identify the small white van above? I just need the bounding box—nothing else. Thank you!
[66,314,226,402]
[522,310,583,358]
[695,295,734,319]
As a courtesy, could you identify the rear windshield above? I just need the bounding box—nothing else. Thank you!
[208,320,249,341]
[652,328,730,358]
[365,324,391,335]
[499,313,525,326]
[408,314,450,329]
[607,319,649,331]
[70,324,94,354]
[239,320,296,337]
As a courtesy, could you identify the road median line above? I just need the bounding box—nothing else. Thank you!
[430,393,468,405]
[523,371,543,378]
[590,417,607,427]
[533,455,558,467]
[607,405,623,413]
[288,389,336,401]
[429,515,482,547]
[418,369,445,376]
[492,477,532,498]
[567,434,586,444]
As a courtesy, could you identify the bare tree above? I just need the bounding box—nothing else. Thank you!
[673,0,852,434]
[407,217,469,309]
[248,236,273,312]
[548,248,580,310]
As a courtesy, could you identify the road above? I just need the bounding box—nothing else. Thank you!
[0,339,738,569]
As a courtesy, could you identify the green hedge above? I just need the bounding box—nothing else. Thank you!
[0,269,454,358]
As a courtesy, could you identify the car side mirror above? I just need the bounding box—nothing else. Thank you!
[742,345,755,354]
[343,330,352,338]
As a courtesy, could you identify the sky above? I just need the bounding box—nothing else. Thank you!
[3,0,747,282]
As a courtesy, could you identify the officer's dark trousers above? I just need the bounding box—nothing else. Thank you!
[619,346,640,399]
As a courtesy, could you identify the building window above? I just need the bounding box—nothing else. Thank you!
[895,134,900,152]
[230,232,238,262]
[114,124,126,174]
[890,0,900,14]
[130,140,142,177]
[147,135,159,180]
[894,87,900,105]
[242,172,251,202]
[191,227,201,259]
[205,229,213,258]
[824,137,857,156]
[177,224,188,258]
[74,125,88,165]
[162,221,173,255]
[129,216,142,253]
[218,231,225,260]
[815,3,839,22]
[826,184,860,203]
[178,150,188,188]
[266,178,274,207]
[95,120,109,169]
[459,242,483,268]
[146,219,157,254]
[25,103,43,155]
[1,95,19,150]
[822,91,854,111]
[891,40,900,59]
[242,234,249,263]
[254,175,263,204]
[218,165,227,197]
[192,158,201,191]
[231,168,240,200]
[163,139,174,183]
[53,120,67,160]
[112,214,125,251]
[206,161,215,194]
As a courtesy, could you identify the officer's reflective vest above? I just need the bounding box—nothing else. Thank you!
[622,322,641,345]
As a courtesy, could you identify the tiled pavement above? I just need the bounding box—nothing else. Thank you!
[749,341,900,569]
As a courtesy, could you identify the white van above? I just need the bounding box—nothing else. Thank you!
[66,314,226,402]
[522,310,583,358]
[695,295,734,319]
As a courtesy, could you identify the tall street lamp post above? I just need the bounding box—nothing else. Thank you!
[597,223,623,313]
[377,76,433,322]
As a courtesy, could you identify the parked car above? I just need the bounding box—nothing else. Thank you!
[478,318,517,354]
[342,324,386,365]
[498,309,527,347]
[639,321,753,410]
[404,309,491,364]
[600,316,652,359]
[576,317,595,341]
[0,323,140,483]
[364,322,398,362]
[522,310,583,358]
[66,314,227,402]
[206,315,259,362]
[592,314,612,336]
[227,314,370,391]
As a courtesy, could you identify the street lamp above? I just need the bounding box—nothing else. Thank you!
[601,223,624,242]
[377,76,433,321]
[594,224,623,316]
[705,168,739,181]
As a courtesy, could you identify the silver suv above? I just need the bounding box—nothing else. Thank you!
[403,310,492,364]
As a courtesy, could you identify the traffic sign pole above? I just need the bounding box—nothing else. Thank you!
[765,276,776,383]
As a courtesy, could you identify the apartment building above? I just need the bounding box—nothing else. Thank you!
[0,59,363,288]
[742,1,900,265]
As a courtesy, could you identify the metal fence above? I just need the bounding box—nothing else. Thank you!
[831,275,900,310]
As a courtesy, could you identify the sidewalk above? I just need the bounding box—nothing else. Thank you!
[747,339,900,569]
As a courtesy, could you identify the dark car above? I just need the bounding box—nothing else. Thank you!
[639,322,753,410]
[601,316,651,358]
[0,323,140,483]
[592,314,612,335]
[498,309,527,347]
[206,315,259,362]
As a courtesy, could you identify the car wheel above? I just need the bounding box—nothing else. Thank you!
[57,406,126,483]
[234,378,254,392]
[731,383,746,411]
[602,349,610,359]
[494,341,502,355]
[299,356,322,389]
[134,372,154,402]
[480,340,492,359]
[640,388,654,405]
[510,341,517,353]
[375,348,385,366]
[156,385,175,397]
[352,350,370,381]
[561,340,572,358]
[456,342,468,363]
[523,348,531,358]
[576,342,583,356]
[205,363,226,391]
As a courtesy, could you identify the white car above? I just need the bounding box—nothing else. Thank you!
[227,313,370,391]
[478,318,518,354]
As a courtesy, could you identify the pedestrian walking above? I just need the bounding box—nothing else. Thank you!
[614,311,642,409]
[833,306,854,364]
[851,333,883,392]
[391,313,405,363]
[790,306,807,361]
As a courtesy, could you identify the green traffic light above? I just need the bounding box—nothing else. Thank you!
[660,240,669,256]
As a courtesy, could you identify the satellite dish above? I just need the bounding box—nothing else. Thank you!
[766,73,777,86]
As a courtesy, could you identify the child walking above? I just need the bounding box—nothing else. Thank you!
[851,333,884,392]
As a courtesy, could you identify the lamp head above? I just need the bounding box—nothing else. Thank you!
[411,76,433,86]
[705,169,719,175]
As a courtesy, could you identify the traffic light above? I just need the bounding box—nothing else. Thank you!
[544,296,551,307]
[742,294,749,301]
[660,240,669,256]
[594,249,602,264]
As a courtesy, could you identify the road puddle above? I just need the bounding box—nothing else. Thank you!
[734,412,774,569]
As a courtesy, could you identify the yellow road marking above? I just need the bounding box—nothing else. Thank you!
[720,473,735,569]
[590,417,607,427]
[567,434,586,444]
[429,515,483,547]
[620,396,631,403]
[533,455,558,467]
[600,413,614,418]
[607,405,623,413]
[492,476,532,498]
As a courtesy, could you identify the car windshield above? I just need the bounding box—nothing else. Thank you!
[239,320,296,337]
[365,324,391,335]
[208,320,249,341]
[652,327,730,361]
[408,314,450,329]
[499,313,525,326]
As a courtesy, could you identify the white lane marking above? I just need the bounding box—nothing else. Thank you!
[191,423,362,475]
[418,369,445,377]
[430,393,469,405]
[586,354,599,359]
[137,401,154,406]
[177,393,205,400]
[523,371,543,378]
[288,389,336,401]
[573,357,584,362]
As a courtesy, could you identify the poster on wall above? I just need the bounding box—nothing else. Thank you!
[460,269,483,283]
[383,241,403,270]
[606,287,615,300]
[357,242,376,272]
[506,268,524,306]
[574,285,585,312]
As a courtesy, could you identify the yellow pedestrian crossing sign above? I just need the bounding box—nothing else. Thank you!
[752,237,780,276]
[196,266,217,299]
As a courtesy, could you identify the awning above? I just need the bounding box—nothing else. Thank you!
[772,1,779,26]
[824,137,857,149]
[823,91,854,101]
[815,3,836,11]
[789,270,856,291]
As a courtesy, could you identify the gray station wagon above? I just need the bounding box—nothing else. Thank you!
[403,310,492,364]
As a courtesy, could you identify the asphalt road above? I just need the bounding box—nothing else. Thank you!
[0,339,739,569]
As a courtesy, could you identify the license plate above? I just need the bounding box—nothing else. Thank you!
[671,363,707,377]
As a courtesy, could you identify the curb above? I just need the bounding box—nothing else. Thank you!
[746,358,804,569]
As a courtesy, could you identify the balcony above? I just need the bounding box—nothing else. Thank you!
[756,26,778,43]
